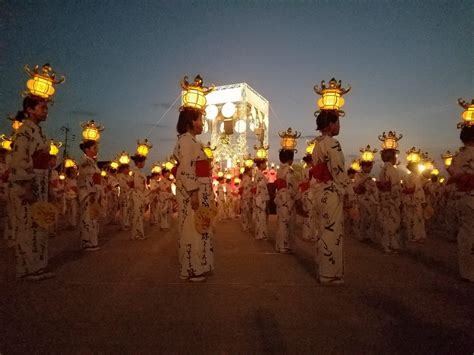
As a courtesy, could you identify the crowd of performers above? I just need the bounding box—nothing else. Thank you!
[1,68,473,285]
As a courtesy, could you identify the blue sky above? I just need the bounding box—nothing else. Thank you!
[0,0,472,171]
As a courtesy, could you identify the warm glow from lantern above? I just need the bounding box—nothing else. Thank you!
[203,146,214,159]
[406,152,420,163]
[382,138,397,150]
[110,161,119,169]
[306,142,315,155]
[59,173,66,181]
[151,165,162,174]
[431,168,439,176]
[1,137,12,151]
[281,137,296,151]
[165,161,174,171]
[256,148,267,159]
[12,120,23,131]
[234,177,241,184]
[49,141,61,156]
[205,105,218,120]
[128,171,133,176]
[351,160,361,171]
[239,167,245,174]
[461,106,474,125]
[81,121,103,142]
[440,177,446,183]
[119,152,130,165]
[26,76,55,99]
[217,171,224,178]
[101,170,107,177]
[137,144,149,157]
[417,164,426,173]
[64,158,76,168]
[317,91,345,111]
[182,88,207,111]
[225,173,232,180]
[424,160,434,171]
[444,156,453,167]
[361,151,374,162]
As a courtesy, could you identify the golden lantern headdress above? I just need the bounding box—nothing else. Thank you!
[359,145,378,162]
[457,98,474,129]
[81,120,104,142]
[110,160,119,170]
[254,143,269,161]
[350,159,361,172]
[164,160,175,171]
[406,147,422,164]
[151,162,162,174]
[63,157,77,168]
[24,63,65,100]
[378,131,403,151]
[100,170,107,177]
[279,127,301,152]
[202,141,215,160]
[49,139,62,156]
[314,77,351,116]
[118,151,130,165]
[180,75,215,112]
[0,134,13,151]
[136,139,152,158]
[243,154,254,168]
[441,151,454,168]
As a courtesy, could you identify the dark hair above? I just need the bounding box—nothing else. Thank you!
[22,95,46,112]
[15,110,27,122]
[79,140,97,152]
[347,168,357,176]
[65,167,77,178]
[381,149,397,162]
[162,168,170,174]
[279,149,294,164]
[131,154,146,163]
[316,110,339,131]
[118,164,129,172]
[460,126,474,144]
[360,160,374,168]
[302,154,313,163]
[177,108,202,135]
[431,174,439,183]
[254,158,267,168]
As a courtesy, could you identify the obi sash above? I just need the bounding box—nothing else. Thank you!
[376,181,391,192]
[32,151,50,170]
[310,163,333,183]
[195,160,211,177]
[274,178,287,190]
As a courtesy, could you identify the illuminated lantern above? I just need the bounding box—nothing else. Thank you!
[100,170,107,177]
[202,142,214,159]
[151,163,162,174]
[279,127,301,152]
[406,147,422,164]
[205,105,218,120]
[110,161,119,170]
[81,120,104,142]
[164,161,174,171]
[441,151,453,167]
[24,63,65,100]
[440,177,446,183]
[234,119,246,133]
[457,98,474,128]
[0,135,13,151]
[180,75,214,112]
[306,141,316,155]
[417,164,426,174]
[119,151,130,165]
[423,159,434,172]
[244,156,254,168]
[64,157,76,168]
[49,140,62,156]
[234,177,241,185]
[431,168,439,176]
[225,173,232,180]
[254,143,269,160]
[217,171,224,178]
[239,167,245,174]
[350,159,361,172]
[136,139,152,157]
[128,171,133,176]
[222,102,236,118]
[313,77,351,115]
[378,131,403,151]
[59,173,66,181]
[359,145,378,162]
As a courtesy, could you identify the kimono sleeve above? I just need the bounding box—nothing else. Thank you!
[9,129,34,181]
[176,136,199,193]
[326,138,355,200]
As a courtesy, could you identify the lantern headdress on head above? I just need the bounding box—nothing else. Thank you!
[441,151,454,168]
[180,75,215,112]
[81,120,104,142]
[151,162,162,174]
[24,63,65,100]
[64,157,77,168]
[350,159,361,172]
[406,147,422,164]
[49,139,62,156]
[0,134,13,151]
[314,77,351,116]
[244,154,254,168]
[279,127,301,152]
[421,153,434,172]
[136,139,152,158]
[378,131,403,151]
[118,151,130,165]
[359,144,378,162]
[254,143,269,161]
[457,98,474,129]
[110,160,119,170]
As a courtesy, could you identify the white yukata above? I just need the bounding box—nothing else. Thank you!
[78,154,101,249]
[311,135,355,283]
[8,119,50,277]
[449,146,474,282]
[129,167,147,240]
[401,173,427,243]
[240,174,254,232]
[274,163,298,252]
[353,172,379,242]
[158,177,174,230]
[216,183,229,221]
[378,162,402,253]
[148,177,161,226]
[254,169,270,240]
[174,132,214,279]
[105,173,119,225]
[117,172,131,230]
[64,176,79,228]
[300,167,316,242]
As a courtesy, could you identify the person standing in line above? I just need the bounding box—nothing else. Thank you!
[240,167,254,232]
[64,167,79,229]
[311,110,357,284]
[117,162,131,231]
[129,146,150,240]
[148,170,161,226]
[158,168,173,231]
[253,157,270,241]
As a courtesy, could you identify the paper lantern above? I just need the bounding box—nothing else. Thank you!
[81,120,104,142]
[378,131,403,151]
[406,147,421,163]
[457,98,474,128]
[279,127,301,152]
[24,63,65,100]
[136,139,152,157]
[180,75,214,112]
[119,152,130,165]
[49,140,62,156]
[314,77,351,114]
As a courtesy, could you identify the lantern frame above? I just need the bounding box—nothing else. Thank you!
[49,140,63,156]
[81,120,104,142]
[359,144,378,162]
[378,131,403,151]
[136,139,152,158]
[314,78,351,116]
[405,147,422,164]
[119,152,131,165]
[278,127,301,152]
[457,98,474,128]
[24,63,65,100]
[180,75,215,112]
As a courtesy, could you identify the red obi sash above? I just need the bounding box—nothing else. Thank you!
[299,181,310,193]
[274,178,287,190]
[402,187,415,194]
[353,185,367,195]
[455,174,474,192]
[195,160,211,177]
[376,181,391,192]
[92,173,102,185]
[310,163,333,183]
[32,151,50,170]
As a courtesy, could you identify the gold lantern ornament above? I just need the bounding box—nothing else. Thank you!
[100,170,107,177]
[119,151,131,165]
[81,120,104,142]
[457,98,474,128]
[217,171,224,178]
[431,168,440,176]
[350,159,361,172]
[244,154,254,168]
[110,160,119,170]
[254,143,269,160]
[151,163,162,174]
[180,75,215,112]
[378,131,403,151]
[164,160,175,171]
[314,77,351,116]
[59,173,66,181]
[136,139,152,158]
[0,134,13,151]
[279,127,301,152]
[406,147,422,164]
[225,173,232,180]
[64,157,76,168]
[49,140,62,156]
[24,63,65,100]
[441,151,454,168]
[306,140,316,155]
[359,145,378,162]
